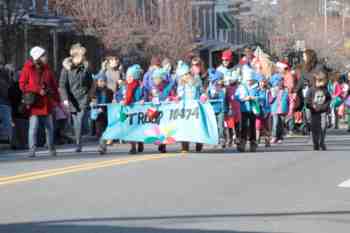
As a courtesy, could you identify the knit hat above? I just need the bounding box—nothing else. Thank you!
[242,65,254,82]
[152,68,168,80]
[270,73,283,87]
[222,49,233,61]
[126,64,143,80]
[176,61,190,77]
[95,72,107,81]
[30,46,46,61]
[208,68,224,82]
[217,66,231,77]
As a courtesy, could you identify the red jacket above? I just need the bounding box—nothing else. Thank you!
[19,60,60,116]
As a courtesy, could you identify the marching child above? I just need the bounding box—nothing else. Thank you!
[217,49,233,78]
[90,73,114,139]
[146,68,176,153]
[256,76,272,147]
[306,70,331,150]
[224,70,241,148]
[208,68,226,148]
[270,77,289,144]
[176,61,204,153]
[236,66,259,152]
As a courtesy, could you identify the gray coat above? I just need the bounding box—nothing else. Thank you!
[59,58,93,112]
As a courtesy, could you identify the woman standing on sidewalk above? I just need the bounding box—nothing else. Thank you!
[19,46,60,157]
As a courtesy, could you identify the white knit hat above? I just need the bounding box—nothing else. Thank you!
[30,46,46,61]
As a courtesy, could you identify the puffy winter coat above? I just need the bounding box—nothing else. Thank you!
[59,57,93,112]
[19,60,59,116]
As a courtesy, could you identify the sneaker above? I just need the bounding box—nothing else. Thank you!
[237,142,246,152]
[320,144,327,151]
[75,145,82,153]
[277,140,283,144]
[313,145,320,151]
[49,150,57,157]
[270,138,277,144]
[29,150,36,158]
[98,146,107,155]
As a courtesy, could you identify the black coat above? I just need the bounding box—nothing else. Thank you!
[306,86,331,114]
[59,58,93,112]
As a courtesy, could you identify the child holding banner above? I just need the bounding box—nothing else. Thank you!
[145,68,176,153]
[176,61,204,153]
[98,64,144,155]
[90,73,114,140]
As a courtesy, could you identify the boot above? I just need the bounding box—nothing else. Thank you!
[158,144,167,153]
[195,143,203,153]
[250,141,257,152]
[181,142,189,153]
[129,143,137,154]
[237,140,246,152]
[137,142,144,153]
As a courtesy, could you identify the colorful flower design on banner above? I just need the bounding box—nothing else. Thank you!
[144,124,177,145]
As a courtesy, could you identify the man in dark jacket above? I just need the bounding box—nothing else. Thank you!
[59,43,93,152]
[306,70,331,151]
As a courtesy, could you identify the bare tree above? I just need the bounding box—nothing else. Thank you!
[53,0,197,64]
[0,0,28,64]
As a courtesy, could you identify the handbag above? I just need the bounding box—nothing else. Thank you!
[22,92,38,106]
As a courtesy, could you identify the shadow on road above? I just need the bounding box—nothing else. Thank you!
[0,223,286,233]
[1,211,349,233]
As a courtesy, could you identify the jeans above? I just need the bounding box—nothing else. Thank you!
[215,112,225,140]
[29,115,54,151]
[272,114,285,140]
[0,104,12,142]
[311,112,327,147]
[72,110,87,146]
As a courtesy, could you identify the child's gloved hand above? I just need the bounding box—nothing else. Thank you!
[200,94,208,103]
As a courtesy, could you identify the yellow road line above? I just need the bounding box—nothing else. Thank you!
[0,153,178,187]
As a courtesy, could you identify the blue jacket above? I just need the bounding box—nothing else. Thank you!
[235,83,259,113]
[208,81,226,113]
[257,88,271,116]
[177,80,202,101]
[270,89,289,114]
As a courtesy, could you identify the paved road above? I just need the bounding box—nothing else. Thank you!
[0,131,350,233]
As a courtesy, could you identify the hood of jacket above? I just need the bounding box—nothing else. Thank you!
[62,57,89,71]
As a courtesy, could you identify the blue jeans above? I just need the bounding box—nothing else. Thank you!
[215,112,225,140]
[72,110,87,146]
[0,104,12,142]
[272,114,285,140]
[29,115,54,151]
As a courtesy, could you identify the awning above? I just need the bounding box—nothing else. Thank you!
[217,12,235,30]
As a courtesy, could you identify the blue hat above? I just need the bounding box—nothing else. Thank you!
[242,65,254,82]
[152,68,168,80]
[95,72,107,81]
[217,66,231,77]
[176,61,190,77]
[270,73,283,87]
[208,68,224,82]
[127,64,142,80]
